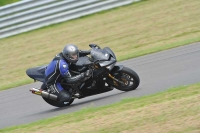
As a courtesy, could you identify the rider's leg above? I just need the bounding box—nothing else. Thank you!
[47,82,72,102]
[40,83,47,90]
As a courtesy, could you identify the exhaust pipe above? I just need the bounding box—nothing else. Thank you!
[30,88,58,101]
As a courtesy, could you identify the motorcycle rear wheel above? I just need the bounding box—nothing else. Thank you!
[42,97,74,108]
[109,67,140,91]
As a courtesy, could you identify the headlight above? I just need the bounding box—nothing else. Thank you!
[106,63,116,71]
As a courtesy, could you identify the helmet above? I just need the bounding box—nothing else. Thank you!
[62,44,79,63]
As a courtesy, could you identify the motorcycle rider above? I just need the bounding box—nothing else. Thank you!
[42,44,91,102]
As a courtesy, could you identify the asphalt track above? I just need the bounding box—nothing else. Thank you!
[0,42,200,129]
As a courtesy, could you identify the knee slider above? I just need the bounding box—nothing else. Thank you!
[58,90,71,102]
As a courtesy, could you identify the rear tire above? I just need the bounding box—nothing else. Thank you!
[108,67,140,91]
[42,97,74,108]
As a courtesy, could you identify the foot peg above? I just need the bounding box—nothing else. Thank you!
[72,93,81,98]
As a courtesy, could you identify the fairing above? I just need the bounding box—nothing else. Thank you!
[91,47,116,67]
[26,65,47,82]
[90,48,110,61]
[99,57,116,67]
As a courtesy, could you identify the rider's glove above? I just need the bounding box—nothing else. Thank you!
[84,69,92,77]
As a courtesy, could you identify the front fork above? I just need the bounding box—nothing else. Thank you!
[108,73,124,85]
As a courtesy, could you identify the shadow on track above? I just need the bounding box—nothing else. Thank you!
[24,91,127,117]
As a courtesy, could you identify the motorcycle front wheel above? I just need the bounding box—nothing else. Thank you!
[108,67,140,91]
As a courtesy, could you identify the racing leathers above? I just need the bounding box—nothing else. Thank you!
[44,52,90,102]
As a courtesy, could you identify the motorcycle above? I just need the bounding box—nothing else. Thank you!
[26,44,140,107]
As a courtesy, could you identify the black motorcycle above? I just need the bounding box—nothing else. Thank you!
[26,44,140,107]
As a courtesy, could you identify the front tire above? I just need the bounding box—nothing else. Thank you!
[108,67,140,91]
[42,97,74,108]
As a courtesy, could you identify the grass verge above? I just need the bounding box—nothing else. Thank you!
[0,0,200,91]
[0,83,199,133]
[0,0,20,7]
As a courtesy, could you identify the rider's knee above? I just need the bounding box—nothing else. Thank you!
[58,90,71,102]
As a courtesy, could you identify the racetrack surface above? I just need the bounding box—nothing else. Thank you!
[0,42,200,129]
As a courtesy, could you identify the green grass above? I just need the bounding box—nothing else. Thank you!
[0,0,200,91]
[0,0,20,6]
[1,83,199,133]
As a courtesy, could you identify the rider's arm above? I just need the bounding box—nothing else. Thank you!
[59,59,85,84]
[79,50,91,57]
